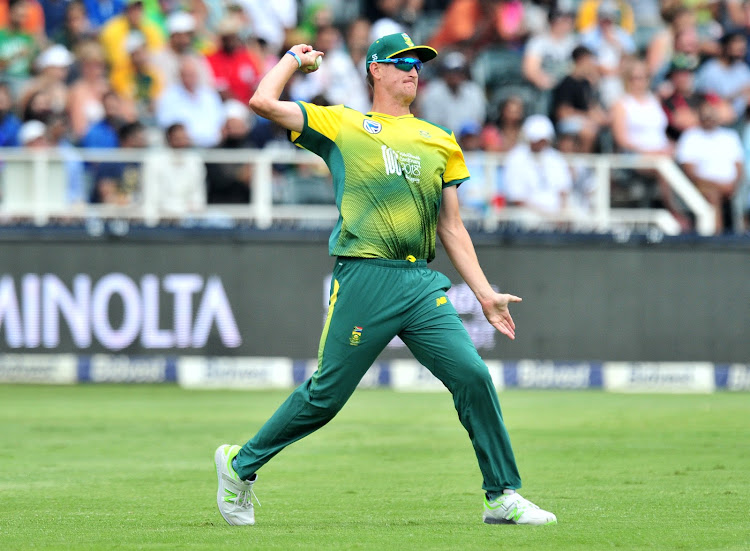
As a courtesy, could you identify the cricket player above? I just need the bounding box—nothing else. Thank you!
[214,33,557,527]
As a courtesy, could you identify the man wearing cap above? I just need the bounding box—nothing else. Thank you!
[206,16,263,104]
[504,114,572,216]
[213,33,557,528]
[151,11,214,89]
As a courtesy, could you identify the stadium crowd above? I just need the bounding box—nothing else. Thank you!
[1,0,749,233]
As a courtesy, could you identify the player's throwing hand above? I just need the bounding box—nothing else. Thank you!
[287,44,324,73]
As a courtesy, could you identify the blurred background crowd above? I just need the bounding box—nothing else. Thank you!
[1,0,750,233]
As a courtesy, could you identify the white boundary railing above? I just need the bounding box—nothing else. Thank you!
[0,147,716,235]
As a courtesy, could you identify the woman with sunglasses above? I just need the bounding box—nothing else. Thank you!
[214,33,557,528]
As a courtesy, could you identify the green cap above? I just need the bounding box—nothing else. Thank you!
[366,33,438,68]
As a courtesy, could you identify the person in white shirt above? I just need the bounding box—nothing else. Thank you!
[504,114,572,218]
[676,99,744,234]
[143,123,206,224]
[155,57,224,147]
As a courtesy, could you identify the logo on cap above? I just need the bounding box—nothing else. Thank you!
[402,34,415,48]
[363,119,382,134]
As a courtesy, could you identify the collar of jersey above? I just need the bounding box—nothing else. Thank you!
[365,112,415,119]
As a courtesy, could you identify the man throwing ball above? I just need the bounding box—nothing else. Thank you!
[214,33,557,527]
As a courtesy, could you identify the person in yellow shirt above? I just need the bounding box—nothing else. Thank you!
[110,32,163,123]
[99,0,164,84]
[576,0,635,34]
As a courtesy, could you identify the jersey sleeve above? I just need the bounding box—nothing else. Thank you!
[442,133,471,188]
[290,102,344,156]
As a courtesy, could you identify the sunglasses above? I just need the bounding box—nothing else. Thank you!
[375,57,423,73]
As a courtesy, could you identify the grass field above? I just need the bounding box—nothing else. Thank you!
[0,385,748,550]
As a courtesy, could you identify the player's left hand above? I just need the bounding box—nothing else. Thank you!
[480,293,522,340]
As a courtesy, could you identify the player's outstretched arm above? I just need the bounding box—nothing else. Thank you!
[437,186,522,340]
[248,44,324,134]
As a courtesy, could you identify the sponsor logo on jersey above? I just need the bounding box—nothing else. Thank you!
[419,130,431,139]
[350,326,363,346]
[363,119,382,134]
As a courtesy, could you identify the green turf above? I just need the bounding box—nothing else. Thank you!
[0,385,748,550]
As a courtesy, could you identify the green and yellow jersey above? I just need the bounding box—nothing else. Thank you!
[290,101,470,262]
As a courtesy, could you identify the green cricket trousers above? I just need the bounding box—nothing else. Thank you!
[234,257,522,492]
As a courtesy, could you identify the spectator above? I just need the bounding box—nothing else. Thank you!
[481,94,525,152]
[207,16,264,104]
[694,32,750,121]
[143,123,206,220]
[155,56,224,147]
[504,114,572,216]
[646,6,702,80]
[231,0,297,55]
[67,41,113,139]
[576,0,635,34]
[0,83,22,147]
[91,120,146,204]
[20,44,74,116]
[99,0,164,94]
[418,51,487,134]
[0,0,45,42]
[23,89,53,122]
[0,0,39,95]
[612,58,689,229]
[580,0,636,107]
[39,0,74,39]
[82,0,126,31]
[151,11,214,89]
[51,0,96,51]
[455,120,505,214]
[556,117,597,215]
[522,7,577,92]
[80,90,126,148]
[661,55,733,141]
[549,45,608,152]
[206,99,252,204]
[110,31,163,123]
[369,0,409,42]
[311,18,371,113]
[676,98,744,233]
[429,0,512,52]
[46,112,87,205]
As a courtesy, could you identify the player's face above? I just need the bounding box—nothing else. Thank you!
[378,62,419,105]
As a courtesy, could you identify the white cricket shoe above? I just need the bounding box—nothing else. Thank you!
[214,444,258,526]
[483,492,557,525]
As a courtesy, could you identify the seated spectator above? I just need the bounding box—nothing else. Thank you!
[549,45,608,152]
[661,55,733,141]
[0,83,22,147]
[46,112,87,205]
[504,114,572,216]
[522,7,577,92]
[110,31,163,124]
[0,0,39,96]
[676,98,744,233]
[694,32,750,122]
[155,56,224,147]
[51,2,95,51]
[647,6,703,80]
[0,0,45,42]
[143,123,206,221]
[310,17,371,113]
[206,99,253,204]
[20,45,74,116]
[417,51,487,135]
[23,89,53,123]
[612,58,690,229]
[67,40,110,139]
[206,16,263,104]
[99,0,164,94]
[576,0,635,34]
[151,11,214,89]
[368,0,410,41]
[456,121,505,214]
[91,121,147,205]
[556,117,597,215]
[580,0,636,107]
[481,94,525,152]
[231,0,298,55]
[80,90,126,148]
